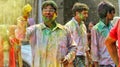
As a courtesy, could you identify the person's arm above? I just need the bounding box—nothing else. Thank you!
[15,17,28,41]
[63,36,77,64]
[62,27,77,65]
[91,28,99,67]
[105,35,119,66]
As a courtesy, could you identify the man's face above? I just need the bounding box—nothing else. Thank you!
[107,10,115,20]
[78,10,88,21]
[42,5,57,22]
[88,22,94,30]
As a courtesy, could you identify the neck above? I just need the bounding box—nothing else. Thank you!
[74,16,81,25]
[44,21,56,30]
[101,18,110,26]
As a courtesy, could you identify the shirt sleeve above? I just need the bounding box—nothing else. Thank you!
[109,20,120,40]
[91,28,99,62]
[25,25,36,41]
[65,28,77,63]
[15,24,36,41]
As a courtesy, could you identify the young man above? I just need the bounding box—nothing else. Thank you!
[15,1,77,67]
[65,2,90,67]
[91,1,115,67]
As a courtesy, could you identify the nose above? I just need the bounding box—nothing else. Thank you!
[45,11,51,14]
[85,14,88,18]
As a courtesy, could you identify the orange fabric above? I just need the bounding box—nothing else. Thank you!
[0,44,4,67]
[9,37,19,67]
[9,46,16,67]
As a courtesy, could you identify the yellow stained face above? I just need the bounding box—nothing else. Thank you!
[42,5,57,22]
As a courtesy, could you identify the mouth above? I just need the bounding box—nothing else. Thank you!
[46,16,53,19]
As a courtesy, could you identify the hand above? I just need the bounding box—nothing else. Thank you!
[61,58,69,65]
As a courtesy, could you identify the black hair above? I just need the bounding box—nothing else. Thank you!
[42,1,58,12]
[98,1,115,19]
[72,2,89,16]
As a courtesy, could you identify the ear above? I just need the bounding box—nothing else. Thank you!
[75,11,80,16]
[54,12,57,18]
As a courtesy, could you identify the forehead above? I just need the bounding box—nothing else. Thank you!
[89,23,94,26]
[81,10,88,13]
[43,5,54,9]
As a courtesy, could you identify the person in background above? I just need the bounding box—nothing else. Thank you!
[91,1,116,67]
[105,18,120,67]
[0,25,10,67]
[87,21,95,50]
[65,2,90,67]
[8,25,21,67]
[15,4,32,41]
[16,4,32,67]
[0,4,32,67]
[87,21,95,67]
[15,1,77,67]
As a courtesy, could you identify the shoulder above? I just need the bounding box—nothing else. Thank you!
[57,23,67,31]
[57,23,71,34]
[65,19,77,32]
[27,23,45,30]
[65,19,76,26]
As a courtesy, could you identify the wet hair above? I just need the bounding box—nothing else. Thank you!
[72,2,89,16]
[42,1,58,12]
[98,1,115,19]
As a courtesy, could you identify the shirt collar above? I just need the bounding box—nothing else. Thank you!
[41,22,64,31]
[97,20,112,29]
[94,20,113,37]
[72,17,84,26]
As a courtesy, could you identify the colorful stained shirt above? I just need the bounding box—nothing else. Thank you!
[65,17,89,56]
[0,25,22,67]
[15,22,77,67]
[109,19,120,63]
[91,20,115,66]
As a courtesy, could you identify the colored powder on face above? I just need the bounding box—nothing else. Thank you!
[42,13,57,23]
[42,15,50,22]
[78,13,84,20]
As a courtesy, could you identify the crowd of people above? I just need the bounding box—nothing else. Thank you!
[0,0,120,67]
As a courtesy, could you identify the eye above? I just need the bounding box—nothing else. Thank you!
[43,9,55,12]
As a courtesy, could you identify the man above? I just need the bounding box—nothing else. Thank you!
[15,1,77,67]
[105,18,120,67]
[91,1,115,67]
[65,2,90,67]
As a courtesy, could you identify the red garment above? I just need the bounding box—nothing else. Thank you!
[0,44,4,67]
[9,46,15,67]
[9,37,20,67]
[109,19,120,66]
